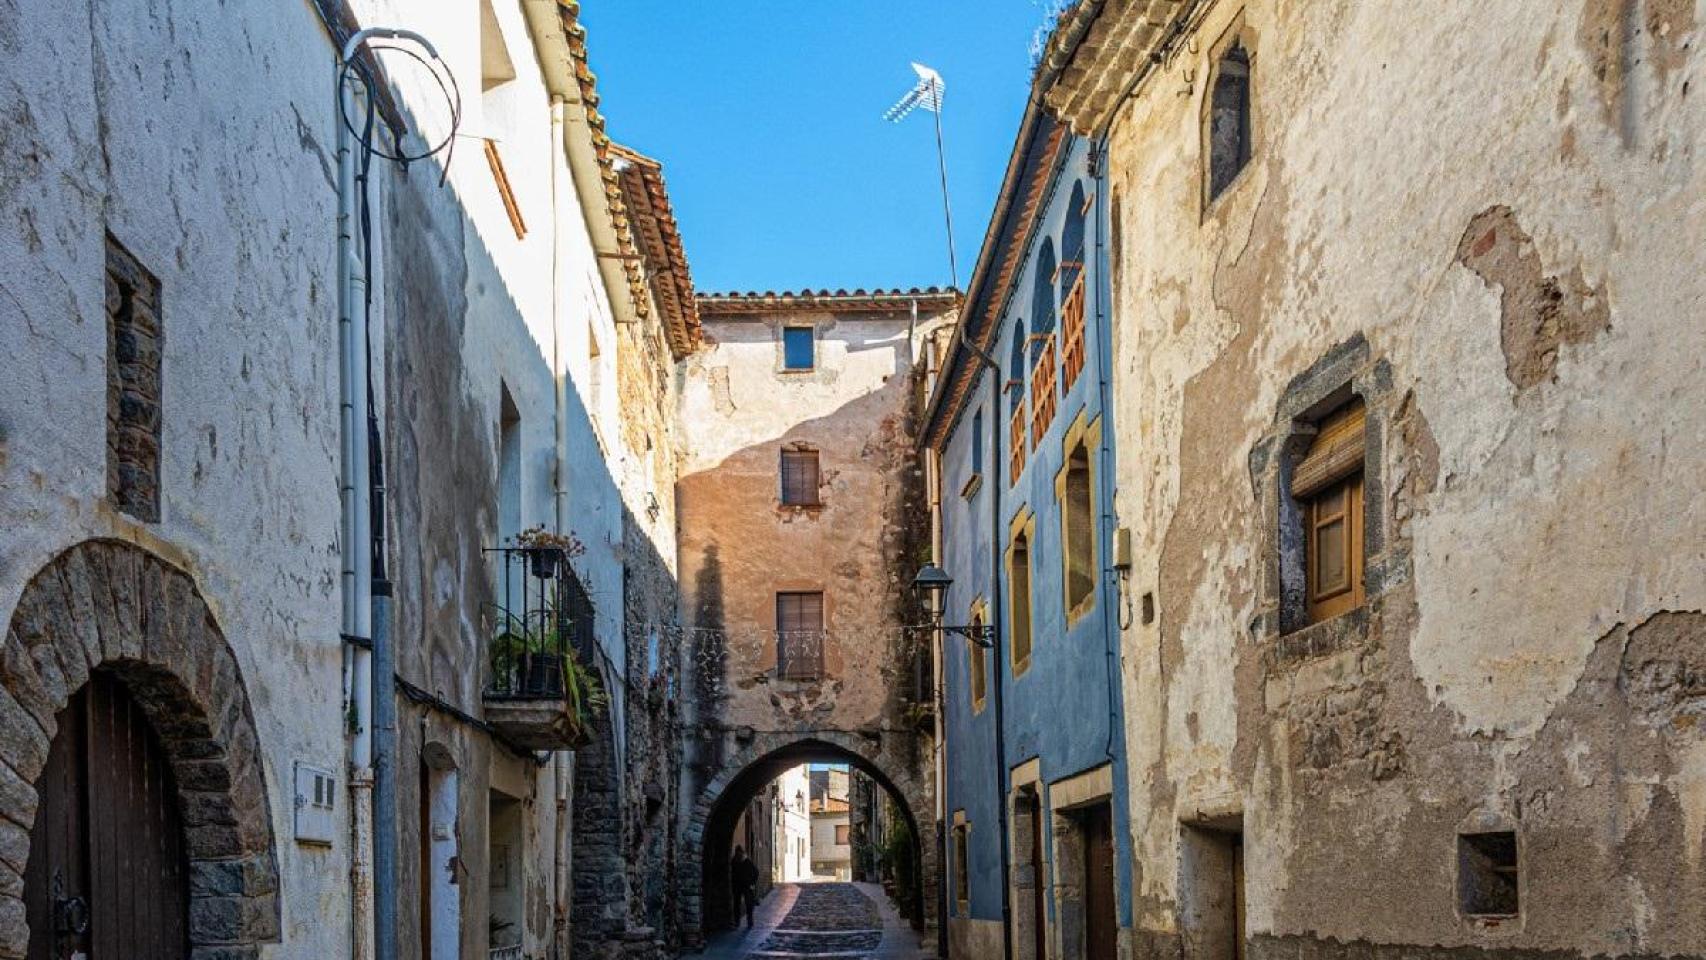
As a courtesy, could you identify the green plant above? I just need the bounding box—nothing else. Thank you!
[561,648,608,729]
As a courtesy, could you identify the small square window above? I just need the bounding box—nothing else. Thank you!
[782,326,815,370]
[1458,831,1519,917]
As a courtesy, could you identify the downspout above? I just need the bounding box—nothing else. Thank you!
[336,46,376,960]
[549,95,574,959]
[956,335,1014,960]
[339,28,438,960]
[985,364,1013,960]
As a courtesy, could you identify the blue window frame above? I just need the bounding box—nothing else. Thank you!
[782,326,815,370]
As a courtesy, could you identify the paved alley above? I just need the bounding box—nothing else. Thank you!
[700,883,930,960]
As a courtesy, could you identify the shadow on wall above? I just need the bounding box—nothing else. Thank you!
[372,85,686,956]
[675,359,930,712]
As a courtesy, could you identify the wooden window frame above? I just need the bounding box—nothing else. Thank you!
[1056,412,1101,626]
[1007,511,1036,678]
[780,448,821,506]
[835,824,851,846]
[484,139,527,240]
[952,815,971,915]
[781,325,816,371]
[1030,336,1058,444]
[968,600,988,714]
[775,591,825,680]
[1060,275,1087,393]
[1009,400,1028,484]
[1293,400,1366,625]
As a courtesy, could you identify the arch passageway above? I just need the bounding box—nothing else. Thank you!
[679,731,936,948]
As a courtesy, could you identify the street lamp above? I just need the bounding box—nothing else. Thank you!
[912,564,996,647]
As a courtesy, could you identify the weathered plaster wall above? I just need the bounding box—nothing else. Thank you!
[674,303,950,941]
[0,1,360,954]
[1102,1,1706,957]
[0,0,635,955]
[677,309,948,730]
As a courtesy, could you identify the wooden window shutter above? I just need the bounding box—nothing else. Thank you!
[1292,401,1365,498]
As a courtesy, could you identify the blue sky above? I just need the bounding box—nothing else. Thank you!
[578,3,1055,294]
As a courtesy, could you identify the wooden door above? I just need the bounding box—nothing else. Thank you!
[24,673,189,959]
[1028,797,1047,960]
[1083,804,1116,960]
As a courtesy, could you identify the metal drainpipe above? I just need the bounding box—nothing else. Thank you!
[336,42,375,960]
[549,96,574,958]
[986,365,1013,960]
[956,336,1015,960]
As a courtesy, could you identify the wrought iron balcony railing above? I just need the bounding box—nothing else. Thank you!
[775,629,826,681]
[482,545,595,701]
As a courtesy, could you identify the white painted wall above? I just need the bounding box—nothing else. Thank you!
[0,0,633,956]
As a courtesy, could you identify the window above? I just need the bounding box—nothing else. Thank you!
[1060,182,1089,393]
[1207,42,1252,203]
[1008,519,1035,676]
[1060,417,1098,620]
[1030,240,1059,443]
[1008,322,1028,483]
[835,824,850,845]
[1295,399,1365,624]
[780,448,820,506]
[776,591,824,680]
[971,408,984,477]
[105,234,163,522]
[782,326,815,370]
[952,820,970,914]
[968,603,988,713]
[1458,831,1519,918]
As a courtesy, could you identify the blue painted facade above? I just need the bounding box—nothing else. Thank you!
[928,115,1130,948]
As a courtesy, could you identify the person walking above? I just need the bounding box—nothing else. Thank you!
[730,845,761,929]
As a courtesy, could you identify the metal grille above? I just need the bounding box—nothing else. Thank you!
[780,449,821,505]
[775,591,825,680]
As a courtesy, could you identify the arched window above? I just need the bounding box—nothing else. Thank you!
[1207,42,1252,203]
[1007,321,1027,417]
[1031,238,1058,355]
[1029,240,1060,440]
[1007,320,1029,483]
[1060,181,1087,301]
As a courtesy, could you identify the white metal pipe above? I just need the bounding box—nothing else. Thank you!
[551,98,570,534]
[336,39,374,960]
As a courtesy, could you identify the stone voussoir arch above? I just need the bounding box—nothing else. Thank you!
[678,728,933,944]
[0,538,282,958]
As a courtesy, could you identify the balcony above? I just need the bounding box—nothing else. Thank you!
[775,629,826,682]
[482,543,601,750]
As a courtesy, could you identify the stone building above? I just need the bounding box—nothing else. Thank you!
[0,1,692,958]
[673,288,958,943]
[1019,2,1706,960]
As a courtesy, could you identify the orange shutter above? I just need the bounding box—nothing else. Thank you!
[1030,338,1058,445]
[1060,277,1086,392]
[1009,404,1028,483]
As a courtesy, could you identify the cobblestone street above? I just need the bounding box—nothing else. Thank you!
[700,883,930,960]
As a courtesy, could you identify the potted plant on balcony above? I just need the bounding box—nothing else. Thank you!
[512,526,584,580]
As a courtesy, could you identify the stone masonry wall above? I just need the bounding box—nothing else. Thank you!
[1092,2,1706,958]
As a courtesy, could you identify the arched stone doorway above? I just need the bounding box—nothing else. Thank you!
[679,731,935,946]
[0,539,281,957]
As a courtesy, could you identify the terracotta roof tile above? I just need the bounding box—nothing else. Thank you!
[696,287,961,315]
[610,143,702,358]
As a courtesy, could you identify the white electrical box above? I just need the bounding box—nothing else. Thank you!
[294,762,337,846]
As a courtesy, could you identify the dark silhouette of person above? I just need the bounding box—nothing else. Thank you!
[731,844,761,929]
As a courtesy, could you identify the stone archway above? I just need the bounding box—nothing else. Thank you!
[0,539,282,956]
[678,729,936,946]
